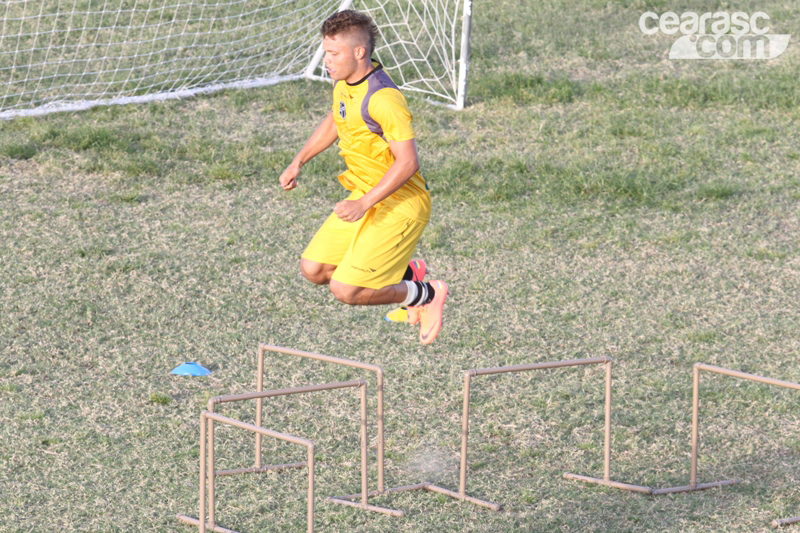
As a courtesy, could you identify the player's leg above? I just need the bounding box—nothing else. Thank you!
[300,259,336,285]
[329,208,449,343]
[329,206,423,297]
[329,274,448,344]
[329,278,409,305]
[329,274,439,307]
[385,259,426,322]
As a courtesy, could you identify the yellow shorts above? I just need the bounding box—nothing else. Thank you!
[302,193,428,290]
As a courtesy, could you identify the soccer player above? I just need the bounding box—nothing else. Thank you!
[278,10,448,345]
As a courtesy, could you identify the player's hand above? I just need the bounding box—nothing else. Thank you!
[279,162,301,191]
[334,199,368,223]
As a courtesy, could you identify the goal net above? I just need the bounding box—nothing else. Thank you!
[0,0,472,120]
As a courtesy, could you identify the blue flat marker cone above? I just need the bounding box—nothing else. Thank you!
[171,362,211,376]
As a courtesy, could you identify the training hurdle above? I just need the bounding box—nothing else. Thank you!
[435,357,651,510]
[259,347,650,513]
[258,344,412,515]
[176,378,399,533]
[651,363,800,528]
[257,345,389,491]
[258,345,516,511]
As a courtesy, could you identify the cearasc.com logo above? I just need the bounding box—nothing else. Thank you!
[639,11,790,60]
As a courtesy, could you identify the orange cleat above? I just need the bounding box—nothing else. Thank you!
[419,280,448,345]
[407,305,421,325]
[408,259,427,282]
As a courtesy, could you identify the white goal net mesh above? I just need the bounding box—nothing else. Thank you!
[0,0,469,119]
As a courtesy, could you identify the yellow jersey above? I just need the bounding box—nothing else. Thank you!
[332,61,431,223]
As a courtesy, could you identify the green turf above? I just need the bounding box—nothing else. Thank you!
[2,1,800,531]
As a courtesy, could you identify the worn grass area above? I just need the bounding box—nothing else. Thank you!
[2,1,800,532]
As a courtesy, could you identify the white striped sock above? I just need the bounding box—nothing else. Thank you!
[400,280,419,307]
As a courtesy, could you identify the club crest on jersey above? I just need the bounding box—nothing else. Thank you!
[339,101,346,119]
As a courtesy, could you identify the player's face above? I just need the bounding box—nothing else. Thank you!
[322,34,363,82]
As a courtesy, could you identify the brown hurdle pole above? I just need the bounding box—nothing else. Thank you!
[258,345,484,510]
[260,347,650,512]
[257,344,408,516]
[178,411,316,533]
[652,363,800,528]
[257,344,387,492]
[429,357,650,510]
[177,379,402,533]
[562,358,651,494]
[210,383,352,478]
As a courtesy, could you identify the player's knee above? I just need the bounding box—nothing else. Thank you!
[329,281,361,305]
[300,259,329,285]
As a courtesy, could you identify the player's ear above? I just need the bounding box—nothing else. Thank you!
[354,45,365,60]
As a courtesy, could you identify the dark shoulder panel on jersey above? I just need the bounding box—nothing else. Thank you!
[361,67,400,141]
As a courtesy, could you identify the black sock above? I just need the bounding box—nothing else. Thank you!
[398,266,416,309]
[424,282,436,304]
[408,282,435,306]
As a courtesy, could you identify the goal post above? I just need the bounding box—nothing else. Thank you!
[306,0,474,109]
[0,0,473,120]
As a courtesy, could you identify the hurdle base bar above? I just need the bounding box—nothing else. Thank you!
[177,515,239,533]
[651,479,738,495]
[215,462,306,477]
[425,483,502,511]
[772,516,800,528]
[326,496,406,517]
[330,482,501,512]
[563,473,653,494]
[326,483,418,516]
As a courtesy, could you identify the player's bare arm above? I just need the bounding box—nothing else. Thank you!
[333,138,420,223]
[279,111,338,190]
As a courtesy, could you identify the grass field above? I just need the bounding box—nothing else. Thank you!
[2,1,800,532]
